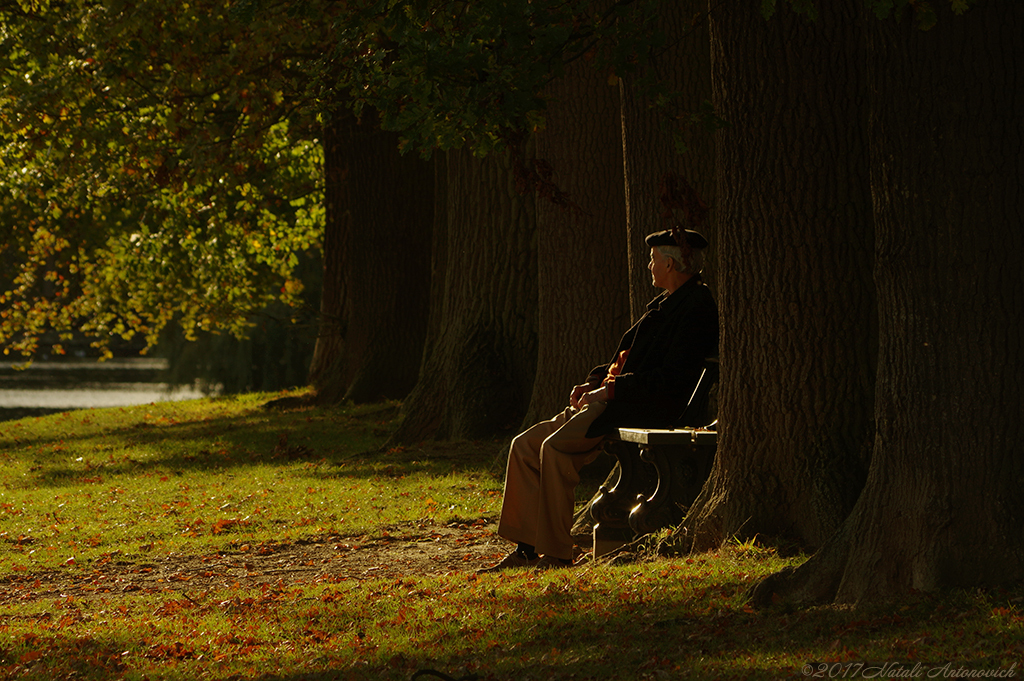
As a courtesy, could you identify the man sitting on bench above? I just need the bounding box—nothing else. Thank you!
[480,227,719,572]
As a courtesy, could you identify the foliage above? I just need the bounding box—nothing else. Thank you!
[762,0,981,29]
[324,0,718,158]
[0,0,714,362]
[0,398,1021,679]
[0,0,328,358]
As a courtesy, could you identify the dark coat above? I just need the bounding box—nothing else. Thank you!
[585,276,719,438]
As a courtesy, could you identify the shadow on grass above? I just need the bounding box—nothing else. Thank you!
[1,398,503,491]
[7,576,1022,681]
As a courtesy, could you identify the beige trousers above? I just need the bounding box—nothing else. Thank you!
[496,401,607,560]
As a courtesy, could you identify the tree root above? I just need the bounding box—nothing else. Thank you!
[748,525,849,608]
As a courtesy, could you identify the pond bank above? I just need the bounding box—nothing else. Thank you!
[0,358,211,422]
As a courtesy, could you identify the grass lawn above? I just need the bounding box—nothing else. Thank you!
[0,391,1021,680]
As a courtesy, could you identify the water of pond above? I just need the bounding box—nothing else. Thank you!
[0,358,213,422]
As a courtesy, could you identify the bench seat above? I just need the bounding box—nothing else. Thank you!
[616,427,718,447]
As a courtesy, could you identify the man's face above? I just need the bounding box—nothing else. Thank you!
[648,247,672,289]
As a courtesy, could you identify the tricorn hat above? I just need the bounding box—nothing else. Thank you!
[645,228,709,250]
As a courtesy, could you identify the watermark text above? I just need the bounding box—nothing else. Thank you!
[801,662,1018,679]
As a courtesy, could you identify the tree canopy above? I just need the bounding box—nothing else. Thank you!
[0,0,328,357]
[326,0,673,155]
[0,0,682,358]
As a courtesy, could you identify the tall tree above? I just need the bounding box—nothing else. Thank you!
[522,53,629,425]
[388,148,538,442]
[618,0,717,312]
[754,0,1024,604]
[679,0,877,551]
[307,112,433,404]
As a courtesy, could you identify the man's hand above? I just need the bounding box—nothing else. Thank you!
[569,381,597,409]
[577,385,610,409]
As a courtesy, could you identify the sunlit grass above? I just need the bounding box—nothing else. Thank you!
[0,392,502,574]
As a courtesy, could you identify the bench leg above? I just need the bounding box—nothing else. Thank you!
[588,440,658,557]
[629,443,715,536]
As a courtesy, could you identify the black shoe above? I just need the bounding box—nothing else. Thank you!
[477,551,541,574]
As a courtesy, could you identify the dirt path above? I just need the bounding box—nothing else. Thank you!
[0,519,511,605]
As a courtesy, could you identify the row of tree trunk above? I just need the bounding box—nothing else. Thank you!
[306,0,1023,604]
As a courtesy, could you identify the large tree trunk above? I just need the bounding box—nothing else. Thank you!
[521,52,629,426]
[679,0,876,551]
[619,0,717,313]
[753,2,1024,605]
[308,114,433,404]
[388,149,537,443]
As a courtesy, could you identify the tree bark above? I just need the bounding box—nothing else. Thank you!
[388,148,538,443]
[679,0,876,552]
[308,113,433,404]
[521,53,629,426]
[753,1,1024,605]
[619,0,717,314]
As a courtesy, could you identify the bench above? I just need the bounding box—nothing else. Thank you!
[588,359,719,557]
